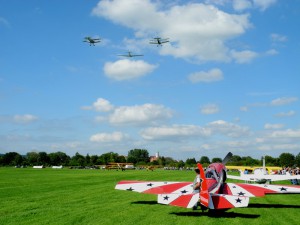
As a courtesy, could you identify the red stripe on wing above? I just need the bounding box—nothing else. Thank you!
[237,183,277,196]
[144,182,191,194]
[169,194,194,208]
[117,180,145,184]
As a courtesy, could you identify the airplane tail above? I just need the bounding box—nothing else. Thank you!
[197,163,249,210]
[197,163,209,208]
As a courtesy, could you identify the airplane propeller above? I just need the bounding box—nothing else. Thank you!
[222,152,233,165]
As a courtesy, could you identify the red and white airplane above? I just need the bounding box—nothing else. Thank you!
[115,152,300,212]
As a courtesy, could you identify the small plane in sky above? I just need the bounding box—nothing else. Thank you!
[227,156,300,184]
[115,152,300,213]
[118,51,143,57]
[149,37,169,46]
[83,36,101,46]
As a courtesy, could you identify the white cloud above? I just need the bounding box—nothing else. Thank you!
[268,129,300,139]
[85,98,114,112]
[140,125,211,140]
[92,0,253,63]
[230,50,258,63]
[264,123,284,129]
[103,59,157,81]
[82,98,114,112]
[13,114,38,124]
[270,97,298,106]
[274,110,296,117]
[240,97,298,112]
[254,128,300,153]
[207,120,250,137]
[270,33,288,43]
[93,98,114,112]
[265,49,278,55]
[240,106,248,112]
[90,131,127,142]
[109,103,173,125]
[231,0,277,11]
[140,120,250,141]
[253,0,277,11]
[188,68,223,83]
[232,0,252,11]
[200,104,220,114]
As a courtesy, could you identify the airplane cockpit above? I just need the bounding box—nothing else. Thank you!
[205,168,219,181]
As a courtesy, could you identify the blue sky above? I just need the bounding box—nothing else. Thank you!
[0,0,299,160]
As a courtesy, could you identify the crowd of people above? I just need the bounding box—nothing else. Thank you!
[272,166,300,185]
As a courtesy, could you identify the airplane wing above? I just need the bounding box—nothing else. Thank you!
[160,39,169,43]
[228,174,300,182]
[115,180,194,194]
[224,183,300,197]
[158,193,199,208]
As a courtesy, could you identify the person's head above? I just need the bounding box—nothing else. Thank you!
[194,168,200,174]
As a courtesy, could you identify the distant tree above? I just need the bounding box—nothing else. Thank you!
[97,152,121,164]
[38,152,50,165]
[279,153,295,167]
[90,155,98,165]
[151,160,159,166]
[98,153,110,164]
[185,158,196,167]
[70,152,85,166]
[48,152,70,166]
[164,157,176,167]
[127,149,149,164]
[242,156,259,166]
[212,157,222,163]
[14,154,24,166]
[116,155,126,163]
[295,153,300,167]
[199,156,210,165]
[264,155,278,166]
[27,152,39,165]
[177,160,185,168]
[158,156,166,166]
[1,152,23,166]
[228,155,242,165]
[86,154,91,166]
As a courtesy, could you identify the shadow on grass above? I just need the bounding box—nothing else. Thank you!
[248,203,300,209]
[131,201,157,205]
[131,201,260,218]
[170,211,260,218]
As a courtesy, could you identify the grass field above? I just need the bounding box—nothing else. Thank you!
[0,167,299,225]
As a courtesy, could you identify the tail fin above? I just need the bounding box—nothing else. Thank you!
[197,163,209,208]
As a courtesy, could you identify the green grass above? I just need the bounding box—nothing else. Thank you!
[0,167,299,225]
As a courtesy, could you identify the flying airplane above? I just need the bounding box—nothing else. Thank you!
[227,156,300,184]
[115,152,300,213]
[83,36,101,46]
[149,37,169,46]
[118,51,144,57]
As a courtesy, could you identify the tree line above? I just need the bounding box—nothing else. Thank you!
[0,149,299,168]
